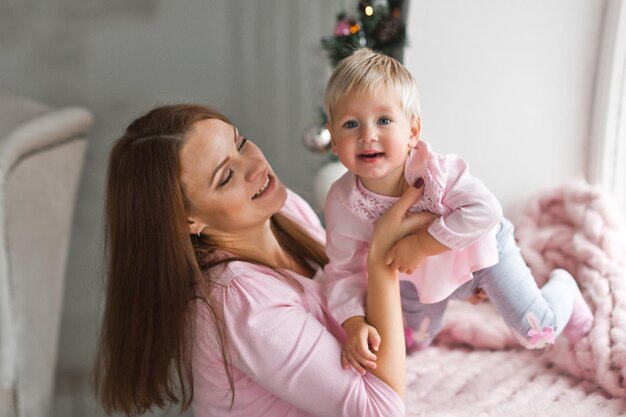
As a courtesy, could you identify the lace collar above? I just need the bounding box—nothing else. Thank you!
[343,142,445,223]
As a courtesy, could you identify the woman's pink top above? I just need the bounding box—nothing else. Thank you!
[191,190,405,417]
[324,141,503,325]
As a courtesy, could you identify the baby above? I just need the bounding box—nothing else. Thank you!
[322,48,594,374]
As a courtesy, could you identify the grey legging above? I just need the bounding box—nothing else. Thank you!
[401,218,576,348]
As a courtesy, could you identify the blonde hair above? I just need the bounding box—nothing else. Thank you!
[324,48,420,123]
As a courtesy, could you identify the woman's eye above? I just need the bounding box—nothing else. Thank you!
[238,137,248,151]
[219,138,247,188]
[378,117,391,125]
[343,120,358,129]
[219,169,233,187]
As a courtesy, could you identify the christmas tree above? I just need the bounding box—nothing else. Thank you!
[322,0,406,66]
[303,0,407,154]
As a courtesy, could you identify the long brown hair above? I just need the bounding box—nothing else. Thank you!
[94,104,328,416]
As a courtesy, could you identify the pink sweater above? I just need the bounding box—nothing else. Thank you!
[324,141,502,325]
[191,190,405,417]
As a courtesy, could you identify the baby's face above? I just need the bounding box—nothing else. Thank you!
[328,87,420,192]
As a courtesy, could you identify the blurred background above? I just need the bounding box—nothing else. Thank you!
[0,0,622,416]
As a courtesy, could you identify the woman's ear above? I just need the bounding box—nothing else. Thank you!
[408,116,421,147]
[187,217,206,237]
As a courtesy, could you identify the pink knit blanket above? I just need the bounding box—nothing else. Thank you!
[436,181,626,398]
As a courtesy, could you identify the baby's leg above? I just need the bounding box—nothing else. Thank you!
[473,218,593,348]
[400,280,449,350]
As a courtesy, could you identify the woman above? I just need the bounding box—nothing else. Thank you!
[94,104,433,417]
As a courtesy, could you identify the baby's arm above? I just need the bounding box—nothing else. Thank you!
[324,191,370,325]
[324,182,378,373]
[427,154,503,250]
[385,153,500,273]
[385,226,448,274]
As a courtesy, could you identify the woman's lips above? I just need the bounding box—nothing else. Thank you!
[252,174,274,200]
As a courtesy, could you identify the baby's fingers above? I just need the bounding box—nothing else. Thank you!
[354,352,377,371]
[355,339,378,362]
[343,349,370,375]
[384,250,402,271]
[368,328,382,353]
[384,250,395,267]
[341,349,350,369]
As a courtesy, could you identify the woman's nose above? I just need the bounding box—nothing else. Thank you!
[244,157,265,182]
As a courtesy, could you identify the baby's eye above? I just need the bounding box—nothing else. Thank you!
[378,117,391,125]
[343,120,358,129]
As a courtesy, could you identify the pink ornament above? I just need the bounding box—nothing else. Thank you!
[334,19,351,36]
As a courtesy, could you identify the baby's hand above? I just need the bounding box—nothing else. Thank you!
[385,233,426,275]
[341,316,381,375]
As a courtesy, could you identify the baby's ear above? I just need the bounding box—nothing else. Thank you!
[408,116,421,147]
[327,122,338,155]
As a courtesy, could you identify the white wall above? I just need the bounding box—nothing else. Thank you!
[589,0,626,222]
[404,0,607,221]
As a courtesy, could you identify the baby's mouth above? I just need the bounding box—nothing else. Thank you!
[358,152,385,159]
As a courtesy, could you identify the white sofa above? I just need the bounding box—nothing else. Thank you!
[0,94,92,417]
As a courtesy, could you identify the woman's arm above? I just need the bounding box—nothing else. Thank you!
[364,261,405,397]
[215,269,405,417]
[365,182,433,398]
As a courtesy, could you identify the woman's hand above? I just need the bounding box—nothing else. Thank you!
[368,179,438,267]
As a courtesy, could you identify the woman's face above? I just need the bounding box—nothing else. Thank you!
[179,118,287,238]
